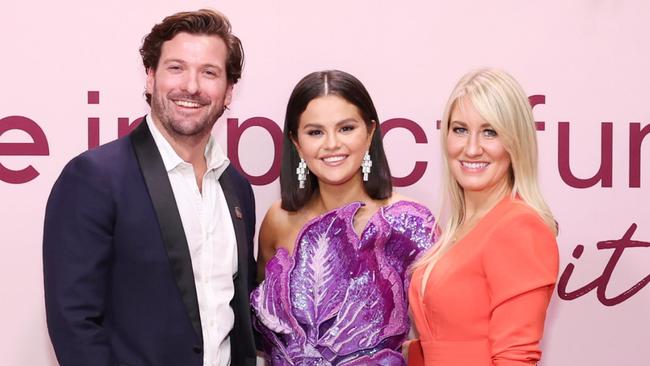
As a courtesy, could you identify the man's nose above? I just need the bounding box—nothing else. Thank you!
[182,71,200,95]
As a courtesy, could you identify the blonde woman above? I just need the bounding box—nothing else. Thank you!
[407,68,559,365]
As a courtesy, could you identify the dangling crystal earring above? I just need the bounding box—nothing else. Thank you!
[297,158,308,188]
[361,151,372,182]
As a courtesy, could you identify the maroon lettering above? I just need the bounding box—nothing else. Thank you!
[3,92,647,190]
[88,117,100,149]
[629,122,650,188]
[558,122,613,188]
[557,224,650,306]
[118,117,144,138]
[528,94,546,131]
[0,116,50,184]
[227,117,282,185]
[87,117,143,149]
[86,90,143,148]
[87,90,100,104]
[88,90,100,149]
[380,118,428,187]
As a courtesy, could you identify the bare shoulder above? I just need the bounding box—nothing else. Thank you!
[257,201,289,280]
[259,200,288,246]
[262,200,286,226]
[259,200,309,251]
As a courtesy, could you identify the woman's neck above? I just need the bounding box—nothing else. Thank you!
[311,174,373,214]
[463,181,511,222]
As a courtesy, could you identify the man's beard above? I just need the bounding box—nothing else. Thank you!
[151,90,224,138]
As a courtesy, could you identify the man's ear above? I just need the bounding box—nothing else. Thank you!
[224,83,234,107]
[146,68,155,96]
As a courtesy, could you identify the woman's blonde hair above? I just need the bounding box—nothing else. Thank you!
[413,68,557,279]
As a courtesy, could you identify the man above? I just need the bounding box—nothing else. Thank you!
[43,9,257,366]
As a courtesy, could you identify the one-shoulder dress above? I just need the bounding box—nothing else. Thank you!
[251,201,436,365]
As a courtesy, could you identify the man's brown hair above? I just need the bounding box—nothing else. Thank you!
[140,9,244,104]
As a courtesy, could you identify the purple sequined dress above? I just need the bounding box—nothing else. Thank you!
[251,201,436,365]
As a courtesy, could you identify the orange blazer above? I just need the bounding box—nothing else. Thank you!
[408,197,559,366]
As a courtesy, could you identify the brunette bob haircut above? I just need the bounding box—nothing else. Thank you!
[139,9,244,105]
[280,70,392,211]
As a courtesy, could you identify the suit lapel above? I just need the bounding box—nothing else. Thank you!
[219,167,249,286]
[221,167,258,363]
[130,120,203,341]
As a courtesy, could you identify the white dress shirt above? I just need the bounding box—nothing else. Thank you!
[147,116,238,366]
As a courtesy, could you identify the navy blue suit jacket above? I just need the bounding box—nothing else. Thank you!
[43,120,257,366]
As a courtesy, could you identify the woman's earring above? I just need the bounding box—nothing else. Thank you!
[297,158,308,188]
[361,151,372,182]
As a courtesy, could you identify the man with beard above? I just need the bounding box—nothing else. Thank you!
[43,9,257,366]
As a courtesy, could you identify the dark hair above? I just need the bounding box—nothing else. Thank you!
[280,70,393,211]
[139,9,244,104]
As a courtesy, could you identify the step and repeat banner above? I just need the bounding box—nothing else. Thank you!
[1,1,648,365]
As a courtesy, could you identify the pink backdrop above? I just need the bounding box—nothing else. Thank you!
[1,1,648,365]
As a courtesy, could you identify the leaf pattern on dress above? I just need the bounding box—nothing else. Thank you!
[290,206,359,340]
[318,267,395,355]
[251,201,438,365]
[251,248,305,362]
[252,248,294,334]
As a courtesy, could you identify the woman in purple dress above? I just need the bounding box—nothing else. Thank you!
[251,70,437,365]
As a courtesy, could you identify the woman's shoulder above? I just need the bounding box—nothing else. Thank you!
[492,198,550,233]
[259,200,304,248]
[261,199,332,247]
[379,193,438,240]
[261,200,285,231]
[483,198,558,255]
[373,194,437,264]
[262,200,308,227]
[481,199,559,290]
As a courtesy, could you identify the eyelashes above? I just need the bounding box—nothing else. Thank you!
[304,125,357,137]
[451,126,498,138]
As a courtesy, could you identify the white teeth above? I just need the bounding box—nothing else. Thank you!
[174,100,201,108]
[323,156,346,163]
[462,161,488,169]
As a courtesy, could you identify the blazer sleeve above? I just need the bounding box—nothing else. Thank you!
[43,155,115,366]
[482,212,559,366]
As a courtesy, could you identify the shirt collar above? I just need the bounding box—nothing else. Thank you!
[146,115,230,177]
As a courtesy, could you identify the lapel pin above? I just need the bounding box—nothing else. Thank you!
[234,206,243,220]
